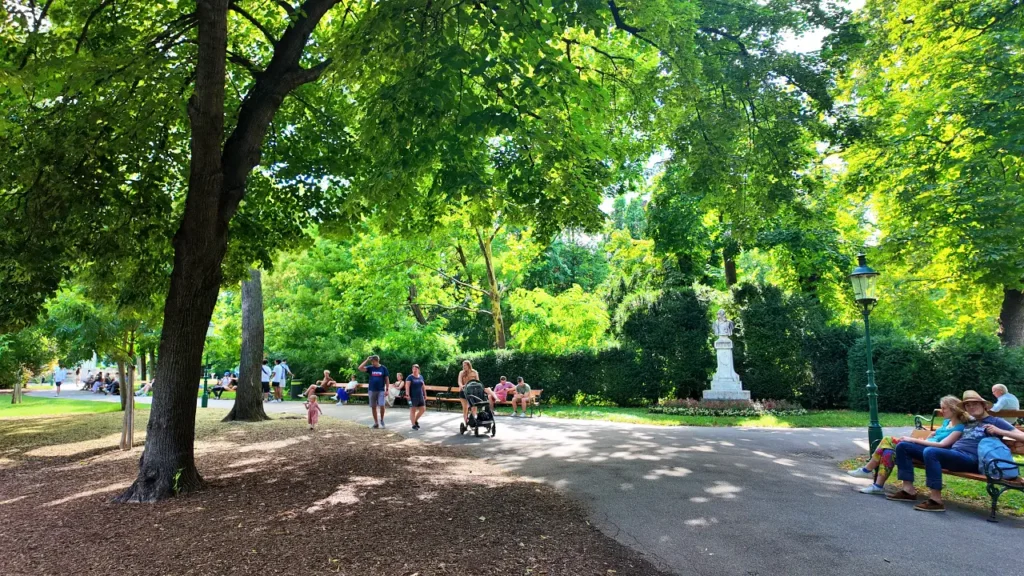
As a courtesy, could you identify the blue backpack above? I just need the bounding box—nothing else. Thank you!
[978,437,1019,479]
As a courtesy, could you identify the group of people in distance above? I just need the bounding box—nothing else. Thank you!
[260,358,294,403]
[849,384,1021,512]
[309,356,534,432]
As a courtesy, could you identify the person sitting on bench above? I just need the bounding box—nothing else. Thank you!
[311,370,336,396]
[990,384,1020,425]
[888,390,1014,512]
[212,371,236,399]
[510,377,532,417]
[135,379,155,396]
[489,376,515,411]
[848,395,966,494]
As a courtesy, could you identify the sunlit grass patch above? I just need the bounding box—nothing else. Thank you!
[0,396,147,418]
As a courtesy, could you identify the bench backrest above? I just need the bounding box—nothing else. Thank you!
[912,426,1024,455]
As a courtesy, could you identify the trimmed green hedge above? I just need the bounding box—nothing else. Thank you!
[847,332,1024,414]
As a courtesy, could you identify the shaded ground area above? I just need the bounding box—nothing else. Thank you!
[0,410,666,576]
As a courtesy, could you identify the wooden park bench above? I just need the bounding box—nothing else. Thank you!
[492,389,544,417]
[345,383,448,410]
[911,408,1024,521]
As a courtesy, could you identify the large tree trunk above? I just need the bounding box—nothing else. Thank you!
[1000,287,1024,347]
[114,0,230,503]
[115,0,336,503]
[225,269,270,422]
[476,229,506,349]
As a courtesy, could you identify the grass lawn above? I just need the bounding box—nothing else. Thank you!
[539,404,915,428]
[0,395,149,418]
[840,456,1024,517]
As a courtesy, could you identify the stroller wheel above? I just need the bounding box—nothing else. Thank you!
[490,423,496,437]
[459,422,466,435]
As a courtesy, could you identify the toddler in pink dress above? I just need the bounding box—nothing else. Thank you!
[305,386,323,430]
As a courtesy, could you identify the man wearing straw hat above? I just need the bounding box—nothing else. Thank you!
[888,390,1015,512]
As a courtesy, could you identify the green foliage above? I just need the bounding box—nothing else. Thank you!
[847,331,1024,414]
[734,284,810,401]
[839,0,1024,295]
[0,328,56,389]
[800,322,858,410]
[617,288,715,401]
[508,286,611,354]
[524,235,609,294]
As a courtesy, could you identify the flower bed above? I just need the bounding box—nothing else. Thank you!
[648,398,808,417]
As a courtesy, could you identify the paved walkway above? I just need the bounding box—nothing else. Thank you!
[29,389,1024,575]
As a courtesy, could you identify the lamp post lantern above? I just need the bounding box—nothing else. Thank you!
[850,253,882,453]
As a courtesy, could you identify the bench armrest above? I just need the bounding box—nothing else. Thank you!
[983,458,1022,482]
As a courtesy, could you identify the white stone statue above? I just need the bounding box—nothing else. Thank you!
[712,309,734,337]
[703,309,750,401]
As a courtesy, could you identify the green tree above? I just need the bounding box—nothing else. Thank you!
[508,286,612,353]
[1,0,699,502]
[839,0,1024,345]
[648,0,844,288]
[617,288,715,401]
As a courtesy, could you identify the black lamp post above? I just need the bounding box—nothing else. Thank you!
[850,253,882,453]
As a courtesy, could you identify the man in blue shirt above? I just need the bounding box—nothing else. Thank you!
[359,355,390,429]
[890,390,1015,512]
[990,384,1020,425]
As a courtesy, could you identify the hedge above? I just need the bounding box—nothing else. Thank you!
[847,332,1024,414]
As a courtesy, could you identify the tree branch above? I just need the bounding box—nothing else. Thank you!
[227,50,260,77]
[275,0,295,15]
[75,0,116,54]
[220,0,342,217]
[229,2,278,45]
[698,27,749,56]
[607,0,668,55]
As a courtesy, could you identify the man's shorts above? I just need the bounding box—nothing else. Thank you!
[367,390,387,407]
[261,382,271,393]
[271,381,281,388]
[54,381,63,387]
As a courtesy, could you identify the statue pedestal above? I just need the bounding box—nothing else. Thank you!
[703,336,750,401]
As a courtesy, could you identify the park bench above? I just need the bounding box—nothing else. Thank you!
[344,383,447,409]
[910,408,1024,521]
[492,389,544,417]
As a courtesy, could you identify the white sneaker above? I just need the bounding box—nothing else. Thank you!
[847,467,873,479]
[859,484,886,495]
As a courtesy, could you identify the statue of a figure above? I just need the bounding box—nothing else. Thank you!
[712,309,734,337]
[703,308,749,400]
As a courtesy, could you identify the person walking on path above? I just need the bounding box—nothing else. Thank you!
[457,360,481,425]
[359,355,390,428]
[304,386,324,431]
[260,360,273,403]
[271,359,286,403]
[52,365,67,397]
[405,365,427,430]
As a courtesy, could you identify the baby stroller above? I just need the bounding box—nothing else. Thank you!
[459,381,496,437]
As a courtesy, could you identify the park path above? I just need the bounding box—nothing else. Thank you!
[28,389,1024,575]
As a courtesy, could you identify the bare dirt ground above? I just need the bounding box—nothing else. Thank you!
[0,410,668,576]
